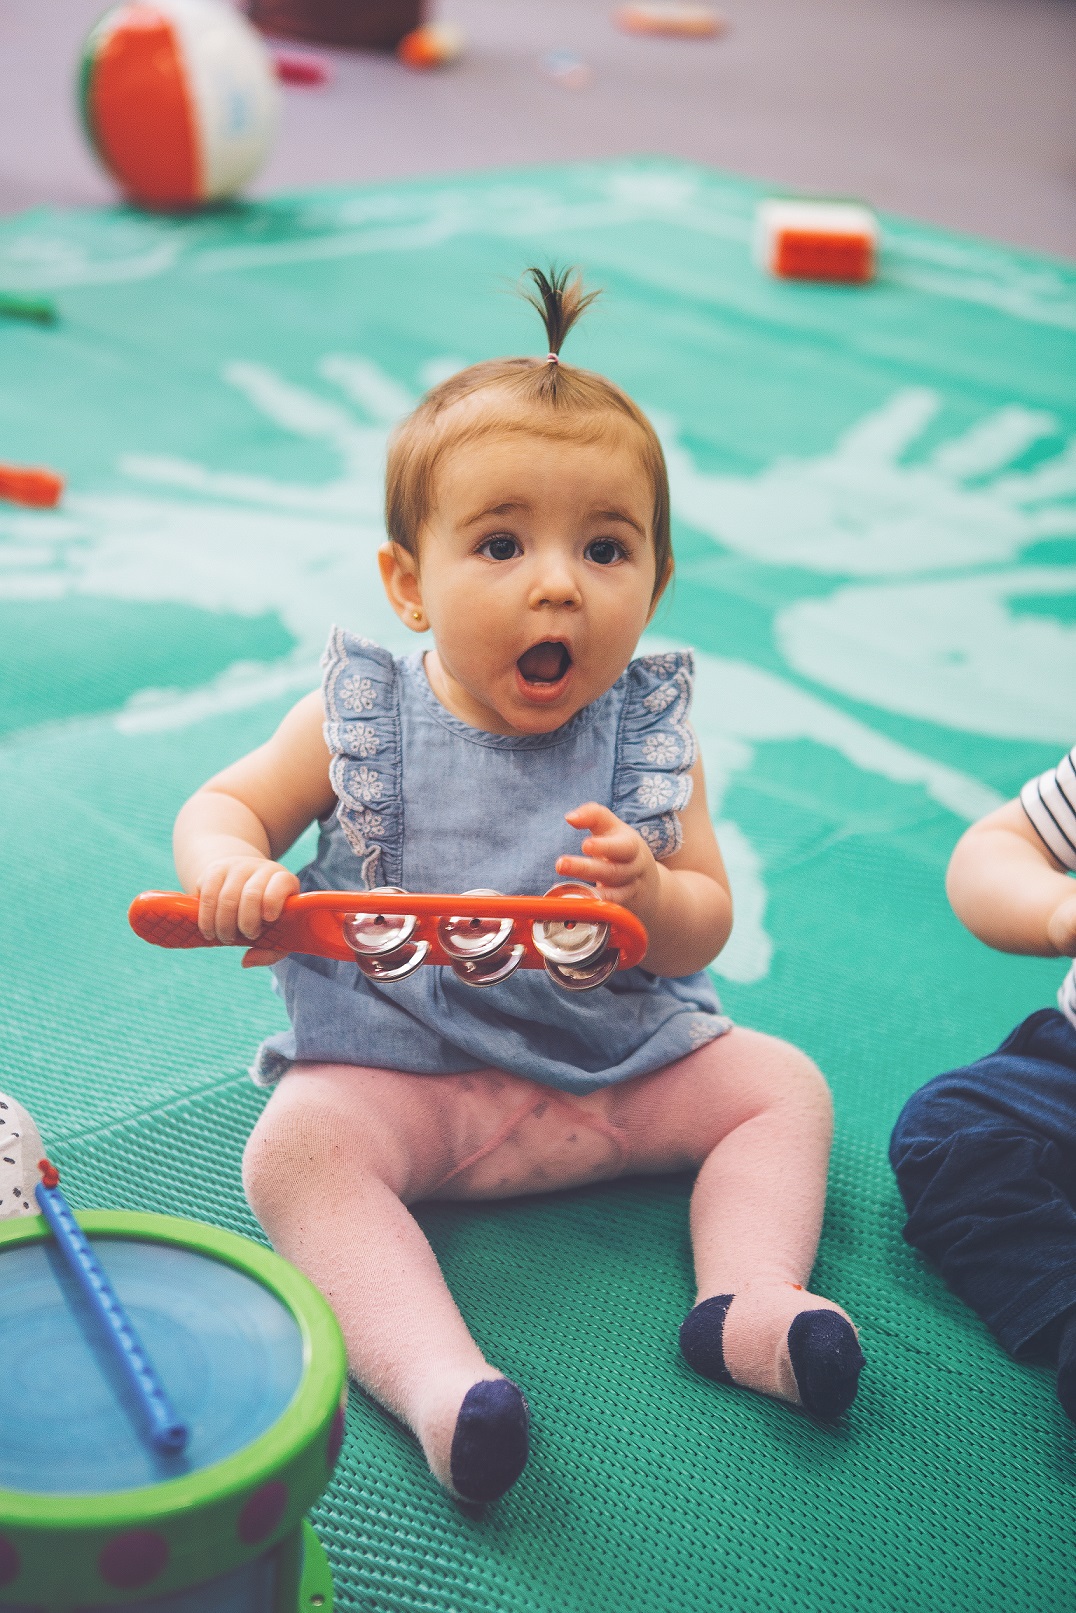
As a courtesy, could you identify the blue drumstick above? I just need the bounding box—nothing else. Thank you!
[35,1161,188,1455]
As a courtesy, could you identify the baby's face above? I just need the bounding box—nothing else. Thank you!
[398,429,661,736]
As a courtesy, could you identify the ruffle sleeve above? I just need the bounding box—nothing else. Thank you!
[613,650,698,859]
[321,628,402,889]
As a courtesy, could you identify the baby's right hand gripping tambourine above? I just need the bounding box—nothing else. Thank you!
[129,883,648,992]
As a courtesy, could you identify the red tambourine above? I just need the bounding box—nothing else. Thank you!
[129,884,649,992]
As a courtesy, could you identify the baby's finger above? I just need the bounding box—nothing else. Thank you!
[262,868,299,924]
[215,866,259,943]
[566,801,620,834]
[580,831,637,864]
[197,865,230,940]
[236,872,278,941]
[242,946,289,968]
[555,853,632,889]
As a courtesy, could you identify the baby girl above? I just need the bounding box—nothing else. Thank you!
[173,269,864,1504]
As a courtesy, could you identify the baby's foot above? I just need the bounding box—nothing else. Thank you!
[420,1375,530,1503]
[450,1379,530,1502]
[679,1283,863,1421]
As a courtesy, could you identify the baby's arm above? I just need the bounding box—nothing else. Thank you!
[173,691,336,944]
[557,758,732,977]
[946,797,1076,958]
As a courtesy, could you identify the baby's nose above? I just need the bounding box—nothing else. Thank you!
[529,561,581,609]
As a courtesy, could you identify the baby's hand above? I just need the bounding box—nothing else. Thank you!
[1047,890,1076,958]
[196,857,299,947]
[556,803,660,916]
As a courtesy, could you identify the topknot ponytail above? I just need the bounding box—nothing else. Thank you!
[520,265,600,370]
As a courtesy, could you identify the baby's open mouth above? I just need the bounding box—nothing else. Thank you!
[517,641,572,684]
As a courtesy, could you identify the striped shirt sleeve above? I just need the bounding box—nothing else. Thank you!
[1021,746,1076,872]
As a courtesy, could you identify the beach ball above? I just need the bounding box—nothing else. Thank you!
[80,0,279,209]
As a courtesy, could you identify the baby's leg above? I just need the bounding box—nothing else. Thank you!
[243,1062,530,1503]
[613,1028,864,1420]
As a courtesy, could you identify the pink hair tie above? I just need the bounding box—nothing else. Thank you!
[546,352,560,365]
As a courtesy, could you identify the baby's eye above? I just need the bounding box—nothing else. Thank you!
[585,538,625,566]
[478,534,521,561]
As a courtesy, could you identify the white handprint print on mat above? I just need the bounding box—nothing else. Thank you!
[663,387,1076,575]
[0,355,422,730]
[121,356,414,519]
[780,568,1075,743]
[665,389,1076,740]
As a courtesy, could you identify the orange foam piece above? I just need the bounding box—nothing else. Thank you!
[397,24,463,69]
[0,464,64,507]
[615,4,725,37]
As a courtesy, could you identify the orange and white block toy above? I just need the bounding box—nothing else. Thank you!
[756,199,879,284]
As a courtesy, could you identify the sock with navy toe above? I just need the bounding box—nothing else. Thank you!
[787,1309,864,1421]
[679,1294,736,1385]
[679,1283,863,1421]
[448,1378,530,1503]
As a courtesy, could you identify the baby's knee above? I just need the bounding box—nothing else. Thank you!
[682,1029,832,1156]
[784,1045,833,1125]
[243,1064,449,1214]
[748,1034,834,1135]
[242,1074,377,1213]
[889,1073,996,1178]
[243,1090,330,1220]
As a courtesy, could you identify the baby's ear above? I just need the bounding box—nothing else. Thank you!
[377,541,426,630]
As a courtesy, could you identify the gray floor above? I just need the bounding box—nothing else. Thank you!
[1,0,1074,256]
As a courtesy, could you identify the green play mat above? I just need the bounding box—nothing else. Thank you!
[0,159,1073,1612]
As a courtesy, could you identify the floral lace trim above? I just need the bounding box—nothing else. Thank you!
[322,627,399,888]
[687,1011,732,1049]
[616,652,698,860]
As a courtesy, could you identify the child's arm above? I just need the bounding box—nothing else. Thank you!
[946,797,1076,958]
[557,758,732,977]
[173,691,336,944]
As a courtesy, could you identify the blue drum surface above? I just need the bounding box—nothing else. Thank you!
[0,1239,305,1495]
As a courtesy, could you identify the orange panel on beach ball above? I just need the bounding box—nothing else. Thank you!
[86,8,201,207]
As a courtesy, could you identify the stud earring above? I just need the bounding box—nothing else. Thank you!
[412,610,423,622]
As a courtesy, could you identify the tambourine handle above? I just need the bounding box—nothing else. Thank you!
[128,889,649,973]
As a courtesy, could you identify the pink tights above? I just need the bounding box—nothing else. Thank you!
[243,1027,858,1498]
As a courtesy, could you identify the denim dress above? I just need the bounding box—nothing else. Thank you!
[253,630,731,1095]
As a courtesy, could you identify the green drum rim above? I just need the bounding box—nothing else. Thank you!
[300,1520,335,1610]
[0,1210,347,1603]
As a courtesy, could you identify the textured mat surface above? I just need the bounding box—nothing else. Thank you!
[0,161,1074,1611]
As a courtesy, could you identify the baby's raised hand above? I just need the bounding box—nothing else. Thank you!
[196,857,299,946]
[1047,891,1076,959]
[557,803,660,916]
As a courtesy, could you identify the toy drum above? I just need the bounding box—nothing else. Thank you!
[0,1210,346,1610]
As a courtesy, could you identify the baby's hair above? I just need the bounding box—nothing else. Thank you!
[520,265,601,378]
[385,266,673,599]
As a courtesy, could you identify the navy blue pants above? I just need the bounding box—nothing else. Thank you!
[890,1008,1076,1357]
